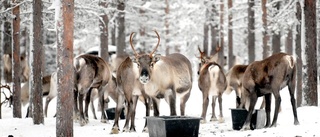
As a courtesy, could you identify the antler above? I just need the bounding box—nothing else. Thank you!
[149,30,160,56]
[197,46,206,59]
[130,32,138,56]
[1,84,12,105]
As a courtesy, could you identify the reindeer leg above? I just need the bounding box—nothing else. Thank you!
[218,93,224,123]
[180,91,190,116]
[98,87,107,123]
[142,96,151,132]
[78,93,87,126]
[90,95,97,120]
[44,96,53,117]
[288,77,299,125]
[270,90,281,127]
[201,92,209,123]
[73,91,80,122]
[210,96,217,122]
[122,97,132,132]
[165,91,177,116]
[84,90,91,122]
[111,93,125,134]
[241,92,257,131]
[129,95,139,132]
[264,93,271,128]
[152,97,160,116]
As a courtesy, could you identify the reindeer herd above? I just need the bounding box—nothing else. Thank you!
[1,30,300,133]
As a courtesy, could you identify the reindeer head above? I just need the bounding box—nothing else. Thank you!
[197,45,221,74]
[130,30,161,84]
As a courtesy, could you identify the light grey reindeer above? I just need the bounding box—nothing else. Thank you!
[239,53,299,130]
[73,54,111,126]
[111,30,193,134]
[197,47,227,123]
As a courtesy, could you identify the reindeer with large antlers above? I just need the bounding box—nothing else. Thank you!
[111,30,193,134]
[197,47,227,123]
[239,53,299,130]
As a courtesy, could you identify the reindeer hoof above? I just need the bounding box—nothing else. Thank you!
[218,117,225,123]
[80,120,87,127]
[142,127,149,133]
[129,128,136,132]
[240,124,251,131]
[100,119,108,124]
[210,117,218,122]
[200,119,207,124]
[122,128,130,133]
[111,127,120,134]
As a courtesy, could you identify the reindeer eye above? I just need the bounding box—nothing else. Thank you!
[150,62,154,68]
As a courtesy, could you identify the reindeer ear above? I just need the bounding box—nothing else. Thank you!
[130,56,138,63]
[152,54,161,62]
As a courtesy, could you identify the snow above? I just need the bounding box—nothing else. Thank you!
[1,82,319,137]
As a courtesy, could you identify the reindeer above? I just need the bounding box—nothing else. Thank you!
[73,54,111,126]
[111,56,150,134]
[111,30,193,134]
[225,65,248,108]
[197,47,227,123]
[3,54,30,83]
[21,74,51,117]
[239,53,299,130]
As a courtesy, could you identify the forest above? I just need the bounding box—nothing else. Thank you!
[0,0,319,137]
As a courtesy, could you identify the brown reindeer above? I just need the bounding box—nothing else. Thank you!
[111,56,150,134]
[198,47,227,123]
[73,54,111,126]
[111,30,193,134]
[225,65,248,108]
[239,53,299,130]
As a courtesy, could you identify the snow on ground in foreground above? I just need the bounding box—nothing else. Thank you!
[1,82,320,137]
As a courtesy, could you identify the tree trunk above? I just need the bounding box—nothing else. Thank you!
[116,1,126,57]
[248,0,255,63]
[210,4,218,56]
[218,0,224,66]
[12,0,22,118]
[272,1,281,54]
[228,0,233,69]
[31,0,44,124]
[262,0,270,59]
[56,0,74,136]
[99,2,109,62]
[295,1,302,107]
[3,0,12,83]
[165,0,170,55]
[203,23,209,54]
[285,27,293,54]
[139,7,146,48]
[303,0,318,106]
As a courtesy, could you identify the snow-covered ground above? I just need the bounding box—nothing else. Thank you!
[1,82,320,137]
